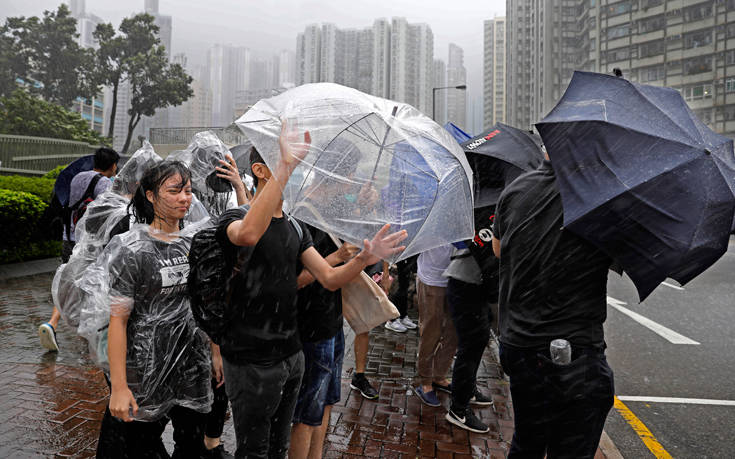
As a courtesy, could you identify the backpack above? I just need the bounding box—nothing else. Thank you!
[65,173,103,239]
[187,206,303,344]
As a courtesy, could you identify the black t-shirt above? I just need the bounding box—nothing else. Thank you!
[492,160,611,349]
[297,224,343,343]
[216,206,314,365]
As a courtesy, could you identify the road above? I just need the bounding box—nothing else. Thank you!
[603,243,735,458]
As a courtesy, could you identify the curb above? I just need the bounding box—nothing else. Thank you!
[599,430,624,459]
[0,257,60,281]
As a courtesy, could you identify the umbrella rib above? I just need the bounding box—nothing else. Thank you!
[629,87,702,145]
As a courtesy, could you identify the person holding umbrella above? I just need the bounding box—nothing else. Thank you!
[490,151,614,457]
[39,147,119,352]
[215,123,407,458]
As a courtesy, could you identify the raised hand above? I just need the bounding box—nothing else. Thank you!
[216,156,244,189]
[358,224,407,265]
[278,119,311,175]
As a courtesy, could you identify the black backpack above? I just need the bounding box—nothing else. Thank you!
[187,206,303,344]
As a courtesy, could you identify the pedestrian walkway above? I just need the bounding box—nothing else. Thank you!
[0,271,618,458]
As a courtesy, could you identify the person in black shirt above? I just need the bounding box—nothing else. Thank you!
[217,123,406,458]
[491,158,614,458]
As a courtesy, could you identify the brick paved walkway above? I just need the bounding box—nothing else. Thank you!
[0,271,614,458]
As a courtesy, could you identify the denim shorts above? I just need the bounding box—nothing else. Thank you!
[292,328,344,426]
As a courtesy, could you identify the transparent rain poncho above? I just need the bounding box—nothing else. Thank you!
[235,83,475,261]
[52,143,163,328]
[77,220,213,421]
[167,131,238,219]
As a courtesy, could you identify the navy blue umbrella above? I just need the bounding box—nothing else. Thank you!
[443,122,472,143]
[461,123,544,208]
[53,155,94,207]
[536,71,735,300]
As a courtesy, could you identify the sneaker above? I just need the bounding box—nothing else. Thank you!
[445,407,489,434]
[38,323,59,352]
[204,445,233,459]
[432,381,452,394]
[384,319,407,333]
[470,388,494,406]
[400,316,418,329]
[413,386,441,407]
[350,374,379,400]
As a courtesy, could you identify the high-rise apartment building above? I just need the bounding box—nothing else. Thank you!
[297,25,321,85]
[447,43,467,130]
[433,59,447,124]
[388,19,434,114]
[279,50,296,87]
[69,0,104,134]
[207,44,251,126]
[507,0,735,138]
[372,18,392,98]
[484,17,506,129]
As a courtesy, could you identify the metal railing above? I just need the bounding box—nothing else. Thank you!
[149,125,249,147]
[0,134,100,176]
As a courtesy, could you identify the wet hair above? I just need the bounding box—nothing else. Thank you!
[249,147,266,188]
[93,147,120,171]
[129,161,191,224]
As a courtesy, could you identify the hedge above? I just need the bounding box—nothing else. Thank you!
[0,189,47,250]
[0,240,61,264]
[44,165,67,180]
[0,175,55,203]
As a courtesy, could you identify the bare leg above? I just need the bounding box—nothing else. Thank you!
[289,423,315,459]
[307,405,332,459]
[48,307,61,329]
[354,332,369,373]
[203,436,220,450]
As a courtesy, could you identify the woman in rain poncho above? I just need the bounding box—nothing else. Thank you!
[96,162,213,458]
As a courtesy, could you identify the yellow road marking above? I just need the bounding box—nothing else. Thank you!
[613,396,674,458]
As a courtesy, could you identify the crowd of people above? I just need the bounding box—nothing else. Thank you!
[39,118,615,459]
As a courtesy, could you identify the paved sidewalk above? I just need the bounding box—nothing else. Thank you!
[0,271,618,458]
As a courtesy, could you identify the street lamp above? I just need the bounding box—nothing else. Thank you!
[432,84,467,121]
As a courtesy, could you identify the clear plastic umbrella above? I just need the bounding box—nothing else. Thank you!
[235,83,474,261]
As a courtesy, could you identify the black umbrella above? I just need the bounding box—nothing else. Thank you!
[536,71,735,300]
[53,155,94,207]
[461,123,544,208]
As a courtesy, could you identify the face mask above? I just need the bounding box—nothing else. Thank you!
[344,193,357,203]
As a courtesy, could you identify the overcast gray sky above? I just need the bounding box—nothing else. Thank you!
[4,0,506,128]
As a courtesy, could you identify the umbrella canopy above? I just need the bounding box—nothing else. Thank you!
[235,82,474,261]
[536,70,735,300]
[54,155,94,207]
[444,122,471,143]
[461,123,544,207]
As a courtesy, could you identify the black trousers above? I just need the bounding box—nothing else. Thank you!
[205,379,229,439]
[96,404,206,458]
[447,277,491,413]
[223,351,305,459]
[392,256,417,318]
[500,343,615,459]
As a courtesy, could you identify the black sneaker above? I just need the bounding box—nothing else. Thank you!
[432,381,452,394]
[470,388,494,406]
[204,445,233,459]
[350,374,379,399]
[445,407,489,434]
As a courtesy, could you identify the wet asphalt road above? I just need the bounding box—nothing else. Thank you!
[603,243,735,458]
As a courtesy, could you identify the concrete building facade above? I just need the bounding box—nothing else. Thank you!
[447,43,467,130]
[484,17,506,129]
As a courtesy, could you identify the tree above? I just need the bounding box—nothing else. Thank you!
[0,89,108,145]
[93,14,160,139]
[121,46,192,152]
[0,5,98,106]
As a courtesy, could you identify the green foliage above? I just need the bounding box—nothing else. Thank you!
[122,46,192,152]
[0,189,48,250]
[43,164,67,180]
[0,89,109,145]
[0,240,61,264]
[0,4,99,106]
[0,175,55,203]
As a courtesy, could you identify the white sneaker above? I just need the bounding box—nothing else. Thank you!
[400,316,417,329]
[384,319,407,333]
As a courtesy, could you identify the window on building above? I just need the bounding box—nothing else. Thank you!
[694,109,713,125]
[605,1,632,17]
[727,23,735,39]
[606,47,631,62]
[683,84,713,100]
[684,29,712,48]
[727,78,735,93]
[607,24,632,40]
[641,0,663,8]
[727,50,735,66]
[684,56,713,75]
[682,2,713,22]
[640,40,665,58]
[721,105,735,121]
[642,65,665,82]
[639,15,665,33]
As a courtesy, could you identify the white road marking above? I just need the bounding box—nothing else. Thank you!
[617,396,735,406]
[606,296,700,345]
[661,281,684,291]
